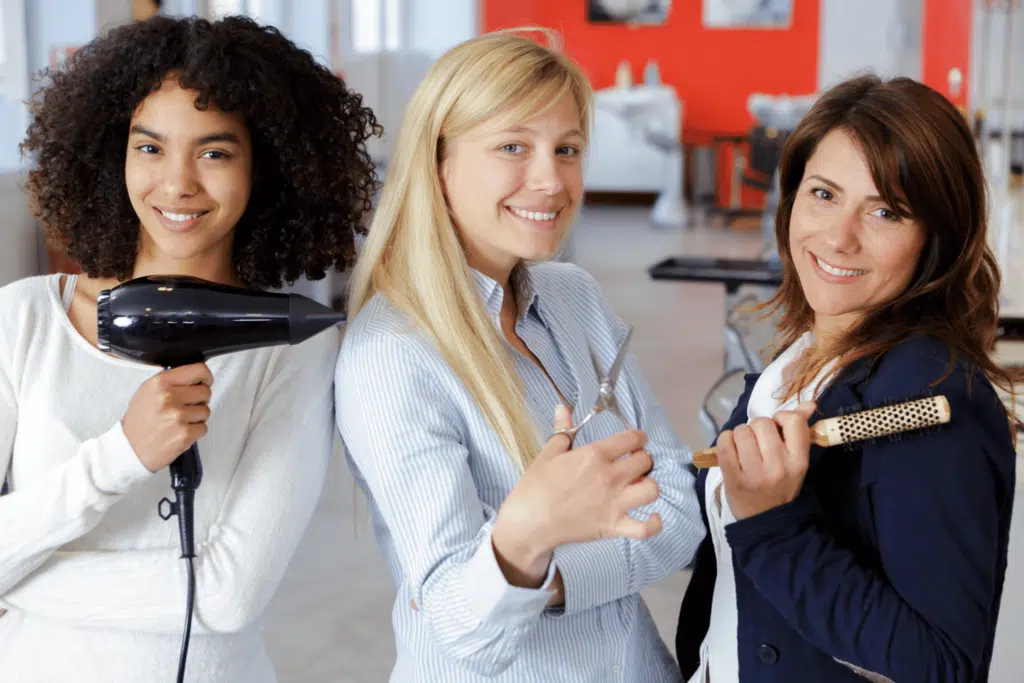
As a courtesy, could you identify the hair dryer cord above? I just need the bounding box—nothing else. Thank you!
[158,452,200,683]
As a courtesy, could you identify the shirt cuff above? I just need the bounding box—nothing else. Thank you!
[464,527,555,628]
[549,539,629,615]
[87,422,157,495]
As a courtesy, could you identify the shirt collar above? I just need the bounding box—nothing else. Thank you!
[471,264,540,323]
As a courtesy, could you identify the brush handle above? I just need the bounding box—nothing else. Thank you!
[692,395,951,469]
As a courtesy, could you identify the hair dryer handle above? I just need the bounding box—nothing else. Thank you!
[170,443,203,492]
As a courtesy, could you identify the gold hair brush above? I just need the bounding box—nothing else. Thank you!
[692,395,951,469]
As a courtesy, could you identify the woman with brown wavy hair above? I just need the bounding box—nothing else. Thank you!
[675,74,1019,683]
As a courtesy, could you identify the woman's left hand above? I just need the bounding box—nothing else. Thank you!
[718,402,817,520]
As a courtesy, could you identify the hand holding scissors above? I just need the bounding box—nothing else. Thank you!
[551,326,634,447]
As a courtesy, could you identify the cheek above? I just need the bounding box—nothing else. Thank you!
[878,235,925,285]
[212,169,252,218]
[123,159,151,203]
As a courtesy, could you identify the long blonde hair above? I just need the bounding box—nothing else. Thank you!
[347,29,593,470]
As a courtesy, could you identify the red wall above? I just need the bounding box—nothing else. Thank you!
[922,0,973,109]
[482,0,820,145]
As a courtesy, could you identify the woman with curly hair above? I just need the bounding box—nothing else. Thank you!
[0,14,378,683]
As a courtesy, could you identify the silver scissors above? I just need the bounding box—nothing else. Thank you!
[551,326,634,447]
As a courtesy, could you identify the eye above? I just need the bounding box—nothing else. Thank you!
[557,145,581,157]
[500,143,525,154]
[136,144,160,154]
[201,150,230,160]
[811,187,834,201]
[870,207,901,222]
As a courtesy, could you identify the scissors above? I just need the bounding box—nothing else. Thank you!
[551,326,634,447]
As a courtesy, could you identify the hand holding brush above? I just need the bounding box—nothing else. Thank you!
[708,396,951,520]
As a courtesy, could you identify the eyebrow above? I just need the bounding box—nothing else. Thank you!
[503,125,585,139]
[805,173,887,203]
[129,125,243,146]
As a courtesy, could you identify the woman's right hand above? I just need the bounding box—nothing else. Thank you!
[121,363,214,473]
[492,404,660,587]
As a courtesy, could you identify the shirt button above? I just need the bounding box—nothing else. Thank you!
[612,664,621,674]
[756,643,779,664]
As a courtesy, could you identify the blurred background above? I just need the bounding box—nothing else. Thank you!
[0,0,1021,680]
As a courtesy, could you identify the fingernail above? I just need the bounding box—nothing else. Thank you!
[555,403,569,421]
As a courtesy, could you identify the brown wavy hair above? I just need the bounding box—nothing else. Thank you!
[765,75,1020,426]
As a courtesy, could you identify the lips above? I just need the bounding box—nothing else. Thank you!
[813,253,866,278]
[151,206,210,232]
[507,206,559,222]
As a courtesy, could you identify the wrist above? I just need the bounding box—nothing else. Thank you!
[491,514,553,588]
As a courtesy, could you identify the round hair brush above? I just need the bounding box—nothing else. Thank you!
[692,395,951,469]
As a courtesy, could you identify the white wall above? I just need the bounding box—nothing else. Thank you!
[817,0,922,91]
[404,0,476,59]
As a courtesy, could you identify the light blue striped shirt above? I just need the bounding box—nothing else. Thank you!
[335,261,705,682]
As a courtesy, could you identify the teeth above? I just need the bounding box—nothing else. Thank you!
[159,210,202,222]
[816,256,865,277]
[510,207,558,222]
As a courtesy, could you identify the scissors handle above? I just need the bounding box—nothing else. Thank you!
[549,409,598,448]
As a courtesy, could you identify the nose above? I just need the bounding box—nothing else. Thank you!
[525,149,565,195]
[162,153,199,197]
[822,208,861,254]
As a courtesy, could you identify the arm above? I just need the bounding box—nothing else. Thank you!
[0,325,155,599]
[724,380,1009,682]
[336,333,555,678]
[1,331,338,635]
[551,273,706,615]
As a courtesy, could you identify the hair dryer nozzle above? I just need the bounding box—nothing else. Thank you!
[288,294,346,345]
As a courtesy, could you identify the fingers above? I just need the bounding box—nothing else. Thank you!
[540,404,575,457]
[593,429,647,461]
[748,418,787,479]
[178,383,212,406]
[610,512,662,540]
[732,424,763,474]
[716,429,741,481]
[775,402,814,473]
[616,475,659,511]
[613,448,653,483]
[164,363,214,387]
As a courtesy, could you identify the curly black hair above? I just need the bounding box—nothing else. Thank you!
[21,14,381,289]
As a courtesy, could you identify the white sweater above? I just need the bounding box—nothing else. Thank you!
[0,274,339,683]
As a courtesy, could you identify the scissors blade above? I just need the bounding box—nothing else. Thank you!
[587,333,604,380]
[606,326,633,388]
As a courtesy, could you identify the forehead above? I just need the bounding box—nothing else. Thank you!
[130,78,245,133]
[476,94,583,138]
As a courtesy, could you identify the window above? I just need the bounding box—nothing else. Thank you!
[209,0,265,19]
[352,0,401,53]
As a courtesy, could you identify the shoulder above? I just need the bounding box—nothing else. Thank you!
[0,274,57,310]
[863,335,994,405]
[861,335,1012,456]
[337,293,447,382]
[527,260,602,301]
[0,275,61,341]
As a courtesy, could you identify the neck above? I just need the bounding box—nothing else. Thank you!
[133,235,242,288]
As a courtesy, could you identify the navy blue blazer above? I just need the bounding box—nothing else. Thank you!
[675,335,1017,682]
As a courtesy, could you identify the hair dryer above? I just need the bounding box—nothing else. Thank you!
[96,274,344,683]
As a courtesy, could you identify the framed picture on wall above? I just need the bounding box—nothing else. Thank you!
[586,0,672,25]
[703,0,792,29]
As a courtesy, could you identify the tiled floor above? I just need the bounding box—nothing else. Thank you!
[263,204,1024,682]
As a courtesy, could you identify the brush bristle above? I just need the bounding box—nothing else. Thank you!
[833,396,950,444]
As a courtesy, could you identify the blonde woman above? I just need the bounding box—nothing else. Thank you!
[336,30,704,682]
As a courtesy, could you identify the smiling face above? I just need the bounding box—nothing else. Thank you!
[124,76,252,281]
[788,128,927,338]
[439,93,585,282]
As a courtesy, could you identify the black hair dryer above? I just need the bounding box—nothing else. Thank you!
[96,275,345,557]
